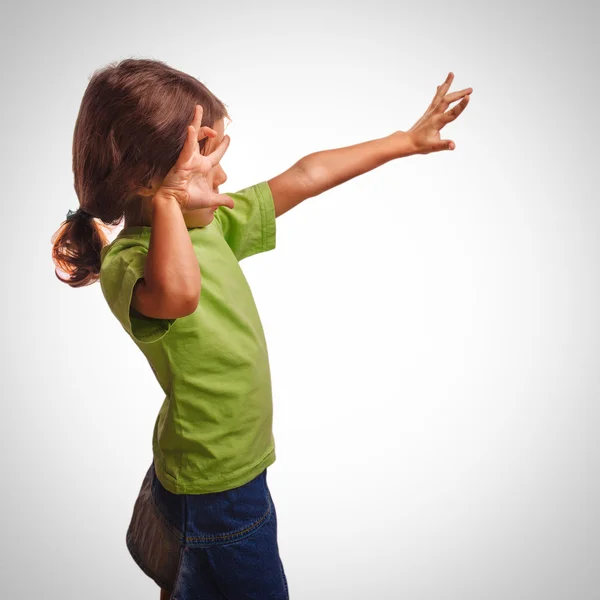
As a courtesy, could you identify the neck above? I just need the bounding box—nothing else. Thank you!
[123,196,152,229]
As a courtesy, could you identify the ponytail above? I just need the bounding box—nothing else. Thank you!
[51,208,110,287]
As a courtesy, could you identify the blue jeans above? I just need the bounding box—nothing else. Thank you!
[125,462,289,599]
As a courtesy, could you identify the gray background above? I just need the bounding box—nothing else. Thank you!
[2,0,599,598]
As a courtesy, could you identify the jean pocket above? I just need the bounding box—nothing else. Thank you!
[184,469,272,548]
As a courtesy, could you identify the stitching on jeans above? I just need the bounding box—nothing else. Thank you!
[186,501,271,542]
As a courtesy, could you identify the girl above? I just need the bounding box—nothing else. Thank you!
[51,58,472,599]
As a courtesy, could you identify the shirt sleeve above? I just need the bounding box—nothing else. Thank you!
[213,180,277,261]
[99,242,177,344]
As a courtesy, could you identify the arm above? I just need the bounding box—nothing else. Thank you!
[268,133,413,218]
[268,72,472,218]
[132,193,200,319]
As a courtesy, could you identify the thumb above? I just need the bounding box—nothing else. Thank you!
[214,193,235,210]
[437,139,455,151]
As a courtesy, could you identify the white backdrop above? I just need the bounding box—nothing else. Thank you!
[2,0,599,598]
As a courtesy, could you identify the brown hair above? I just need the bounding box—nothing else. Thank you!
[51,57,230,287]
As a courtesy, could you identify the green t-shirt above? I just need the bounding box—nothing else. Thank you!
[99,181,277,494]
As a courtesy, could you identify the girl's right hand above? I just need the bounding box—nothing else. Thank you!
[157,105,235,212]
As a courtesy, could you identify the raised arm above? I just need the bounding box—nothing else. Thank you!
[132,192,201,320]
[133,104,233,319]
[268,72,472,218]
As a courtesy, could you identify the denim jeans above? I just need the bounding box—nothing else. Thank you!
[125,461,289,599]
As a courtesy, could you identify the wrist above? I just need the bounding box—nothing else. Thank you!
[151,192,187,226]
[153,190,185,210]
[388,131,418,159]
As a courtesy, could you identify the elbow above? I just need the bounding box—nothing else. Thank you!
[179,287,200,317]
[153,284,200,319]
[156,268,201,318]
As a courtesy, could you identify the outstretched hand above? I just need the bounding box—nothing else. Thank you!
[406,72,472,154]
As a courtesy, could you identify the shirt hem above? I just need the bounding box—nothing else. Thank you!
[153,447,276,494]
[259,180,277,253]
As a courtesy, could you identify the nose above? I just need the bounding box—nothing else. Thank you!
[215,164,227,187]
[211,163,227,193]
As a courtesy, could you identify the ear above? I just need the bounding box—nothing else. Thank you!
[132,176,161,197]
[136,185,155,197]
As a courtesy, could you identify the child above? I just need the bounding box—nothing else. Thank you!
[51,58,472,599]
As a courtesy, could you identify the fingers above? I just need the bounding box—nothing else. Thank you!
[191,105,213,141]
[183,106,218,158]
[430,72,454,107]
[178,106,204,164]
[211,192,235,210]
[430,72,474,114]
[193,104,203,131]
[207,135,231,167]
[442,94,471,124]
[192,105,218,139]
[198,126,217,140]
[179,126,197,165]
[441,71,454,92]
[444,88,473,106]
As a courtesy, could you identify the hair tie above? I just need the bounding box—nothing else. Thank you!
[66,208,93,220]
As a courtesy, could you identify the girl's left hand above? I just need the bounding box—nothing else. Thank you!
[406,72,473,154]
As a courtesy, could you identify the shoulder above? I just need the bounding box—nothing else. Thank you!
[101,234,149,265]
[100,236,149,291]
